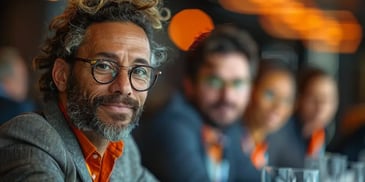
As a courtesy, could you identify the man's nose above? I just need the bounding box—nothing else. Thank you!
[220,85,237,101]
[110,69,133,95]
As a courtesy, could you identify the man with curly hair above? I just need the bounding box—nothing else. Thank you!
[0,0,167,181]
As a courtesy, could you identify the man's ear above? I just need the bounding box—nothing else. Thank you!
[52,58,70,92]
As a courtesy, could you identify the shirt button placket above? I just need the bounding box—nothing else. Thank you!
[92,174,96,180]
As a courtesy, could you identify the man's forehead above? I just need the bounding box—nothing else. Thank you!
[200,55,249,70]
[77,22,151,61]
[82,22,149,46]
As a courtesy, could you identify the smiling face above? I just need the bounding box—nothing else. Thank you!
[56,22,151,141]
[247,70,295,133]
[297,76,338,136]
[188,52,252,127]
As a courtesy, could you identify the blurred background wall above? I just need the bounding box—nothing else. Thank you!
[0,0,364,139]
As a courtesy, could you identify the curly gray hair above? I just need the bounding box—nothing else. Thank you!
[34,0,168,101]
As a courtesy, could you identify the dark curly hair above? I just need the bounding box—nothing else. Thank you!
[33,0,168,101]
[254,58,295,85]
[185,24,258,82]
[297,66,335,96]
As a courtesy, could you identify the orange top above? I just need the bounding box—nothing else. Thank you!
[307,128,325,157]
[59,102,124,182]
[241,132,268,169]
[250,142,268,169]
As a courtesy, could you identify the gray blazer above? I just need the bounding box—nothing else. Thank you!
[0,100,157,182]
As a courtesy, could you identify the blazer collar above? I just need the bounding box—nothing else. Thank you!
[43,100,92,182]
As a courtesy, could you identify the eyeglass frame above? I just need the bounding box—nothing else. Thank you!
[74,57,162,92]
[199,75,251,91]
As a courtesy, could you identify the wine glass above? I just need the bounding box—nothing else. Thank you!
[262,166,319,182]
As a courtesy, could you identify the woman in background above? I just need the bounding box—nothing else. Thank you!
[268,66,339,168]
[241,59,296,169]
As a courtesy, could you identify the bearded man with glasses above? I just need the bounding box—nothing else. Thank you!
[0,0,167,181]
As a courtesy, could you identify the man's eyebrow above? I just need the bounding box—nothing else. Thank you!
[134,58,149,65]
[94,52,150,65]
[94,52,120,60]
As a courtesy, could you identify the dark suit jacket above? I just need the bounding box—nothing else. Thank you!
[267,116,325,168]
[135,92,260,182]
[331,125,365,161]
[267,117,307,168]
[0,94,35,124]
[0,100,156,182]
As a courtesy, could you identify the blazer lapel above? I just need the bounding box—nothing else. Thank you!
[43,100,92,182]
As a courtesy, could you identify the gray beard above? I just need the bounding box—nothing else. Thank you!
[66,77,143,141]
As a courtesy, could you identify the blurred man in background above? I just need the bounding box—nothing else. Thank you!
[135,25,260,181]
[0,46,34,123]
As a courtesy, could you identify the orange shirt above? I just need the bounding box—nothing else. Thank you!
[241,132,268,169]
[201,125,224,163]
[250,142,268,169]
[307,128,325,157]
[201,124,230,182]
[59,102,124,182]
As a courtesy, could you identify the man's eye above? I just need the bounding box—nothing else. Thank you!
[132,66,149,78]
[264,90,275,100]
[205,76,223,89]
[232,79,247,89]
[94,61,115,73]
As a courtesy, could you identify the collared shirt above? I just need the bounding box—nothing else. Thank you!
[241,131,268,169]
[307,128,325,157]
[59,102,124,181]
[202,124,230,182]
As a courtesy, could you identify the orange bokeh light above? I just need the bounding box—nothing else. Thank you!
[168,9,214,51]
[219,0,362,53]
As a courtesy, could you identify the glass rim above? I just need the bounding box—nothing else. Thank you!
[263,166,320,173]
[75,57,161,91]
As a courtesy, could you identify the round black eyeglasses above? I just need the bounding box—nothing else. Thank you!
[75,57,161,92]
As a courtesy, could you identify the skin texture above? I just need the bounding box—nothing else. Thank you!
[244,70,295,143]
[297,76,338,138]
[52,22,151,155]
[185,52,252,128]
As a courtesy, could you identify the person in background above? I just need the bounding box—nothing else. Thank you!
[268,66,339,168]
[0,46,35,123]
[241,59,296,169]
[135,25,260,181]
[0,0,167,181]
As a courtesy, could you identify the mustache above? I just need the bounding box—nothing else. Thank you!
[210,100,237,110]
[93,94,139,110]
